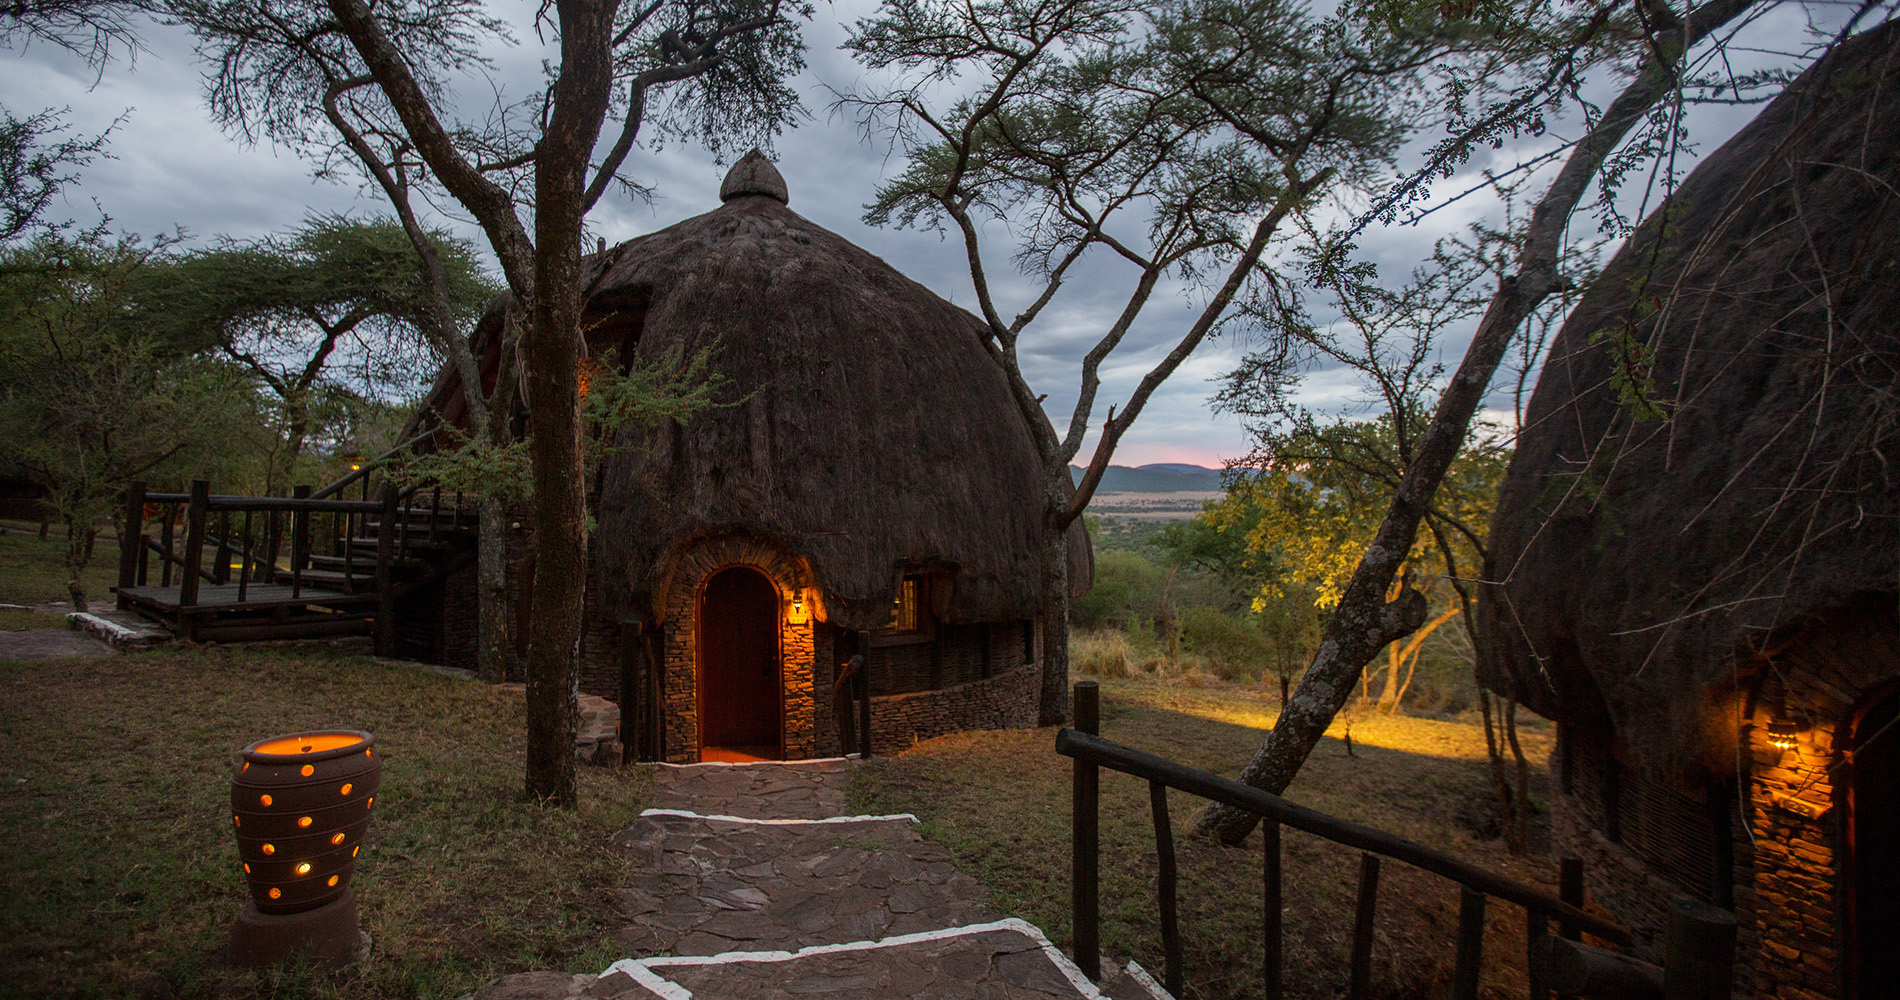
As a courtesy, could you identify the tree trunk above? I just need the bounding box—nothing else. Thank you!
[478,494,510,684]
[519,0,613,808]
[1038,517,1072,726]
[64,516,88,611]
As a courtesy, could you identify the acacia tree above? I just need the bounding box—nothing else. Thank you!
[0,234,261,609]
[177,0,807,804]
[1193,0,1808,843]
[128,216,497,487]
[842,0,1469,724]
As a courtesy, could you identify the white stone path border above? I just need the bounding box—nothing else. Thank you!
[599,917,1176,1000]
[637,808,919,826]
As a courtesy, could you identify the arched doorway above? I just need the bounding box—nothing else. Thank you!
[1848,683,1900,999]
[698,567,782,760]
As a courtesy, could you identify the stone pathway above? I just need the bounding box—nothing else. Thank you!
[463,759,1169,1000]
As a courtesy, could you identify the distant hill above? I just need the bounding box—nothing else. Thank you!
[1069,463,1224,493]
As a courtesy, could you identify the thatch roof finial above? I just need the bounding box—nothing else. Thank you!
[719,149,789,205]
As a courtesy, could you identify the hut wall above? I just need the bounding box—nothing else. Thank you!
[867,660,1041,755]
[868,621,1032,696]
[654,535,818,764]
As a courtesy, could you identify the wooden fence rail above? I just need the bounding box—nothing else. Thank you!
[1057,681,1735,1000]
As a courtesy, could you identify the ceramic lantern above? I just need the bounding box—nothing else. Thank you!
[228,730,379,966]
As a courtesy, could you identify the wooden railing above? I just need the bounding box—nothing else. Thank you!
[115,477,475,652]
[1057,681,1737,1000]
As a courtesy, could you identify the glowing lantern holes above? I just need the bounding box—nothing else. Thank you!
[259,794,272,807]
[330,832,346,845]
[340,783,352,796]
[295,862,312,876]
[297,816,313,828]
[261,843,276,855]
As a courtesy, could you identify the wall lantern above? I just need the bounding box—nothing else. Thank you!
[1765,719,1803,751]
[228,730,380,968]
[343,453,365,473]
[786,589,811,625]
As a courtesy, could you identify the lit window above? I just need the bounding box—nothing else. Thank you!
[889,578,920,632]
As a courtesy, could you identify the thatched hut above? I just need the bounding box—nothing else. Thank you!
[1477,22,1900,999]
[420,152,1090,763]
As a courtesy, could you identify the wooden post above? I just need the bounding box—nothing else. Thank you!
[1452,887,1486,1000]
[159,507,175,587]
[1560,857,1584,940]
[290,485,311,598]
[1527,909,1551,1000]
[650,627,666,762]
[1263,819,1283,1000]
[213,511,232,585]
[178,479,209,614]
[620,621,643,765]
[374,484,398,656]
[117,480,146,606]
[1661,898,1736,1000]
[1150,780,1183,997]
[1347,853,1380,1000]
[857,630,872,758]
[1072,680,1101,983]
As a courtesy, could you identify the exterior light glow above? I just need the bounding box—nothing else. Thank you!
[297,816,313,828]
[259,794,272,807]
[331,832,346,845]
[261,843,275,855]
[295,862,312,876]
[340,783,352,796]
[1766,720,1802,750]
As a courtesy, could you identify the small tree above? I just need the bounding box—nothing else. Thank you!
[842,0,1455,723]
[0,234,261,608]
[1194,0,1786,844]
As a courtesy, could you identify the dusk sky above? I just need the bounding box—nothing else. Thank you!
[0,1,1844,468]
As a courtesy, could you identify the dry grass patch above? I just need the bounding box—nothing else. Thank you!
[851,674,1558,1000]
[0,520,117,607]
[1,644,650,1000]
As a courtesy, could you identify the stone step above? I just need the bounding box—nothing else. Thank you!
[67,608,173,649]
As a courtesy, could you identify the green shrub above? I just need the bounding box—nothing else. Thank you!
[1177,605,1273,681]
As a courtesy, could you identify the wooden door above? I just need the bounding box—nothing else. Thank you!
[698,567,781,755]
[1849,685,1900,999]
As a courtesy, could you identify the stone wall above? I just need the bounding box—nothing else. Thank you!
[867,661,1041,755]
[869,621,1030,695]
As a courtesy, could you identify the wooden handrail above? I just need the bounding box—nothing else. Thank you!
[141,493,381,514]
[1055,726,1632,943]
[310,429,437,499]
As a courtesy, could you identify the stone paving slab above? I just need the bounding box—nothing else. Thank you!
[598,920,1167,1000]
[0,628,113,662]
[645,759,856,820]
[610,812,989,957]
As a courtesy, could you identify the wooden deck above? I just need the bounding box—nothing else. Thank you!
[117,583,377,615]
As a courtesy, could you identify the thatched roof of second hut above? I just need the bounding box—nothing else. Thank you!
[575,153,1091,631]
[1476,21,1900,774]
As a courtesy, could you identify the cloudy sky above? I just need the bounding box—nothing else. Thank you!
[1,1,1851,468]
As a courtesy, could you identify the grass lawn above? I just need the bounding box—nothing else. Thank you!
[851,673,1558,1000]
[1,645,652,1000]
[0,520,119,608]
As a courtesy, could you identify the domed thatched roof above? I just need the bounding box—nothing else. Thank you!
[440,151,1089,631]
[1476,22,1900,774]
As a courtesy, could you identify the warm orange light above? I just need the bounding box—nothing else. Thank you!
[242,762,249,772]
[365,749,372,758]
[365,797,373,809]
[297,816,313,828]
[330,832,346,845]
[300,765,315,777]
[255,734,363,755]
[340,783,353,796]
[351,846,360,857]
[243,863,251,874]
[233,816,240,827]
[295,862,312,876]
[259,794,272,807]
[1767,720,1802,750]
[261,843,276,855]
[268,887,281,899]
[327,875,339,887]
